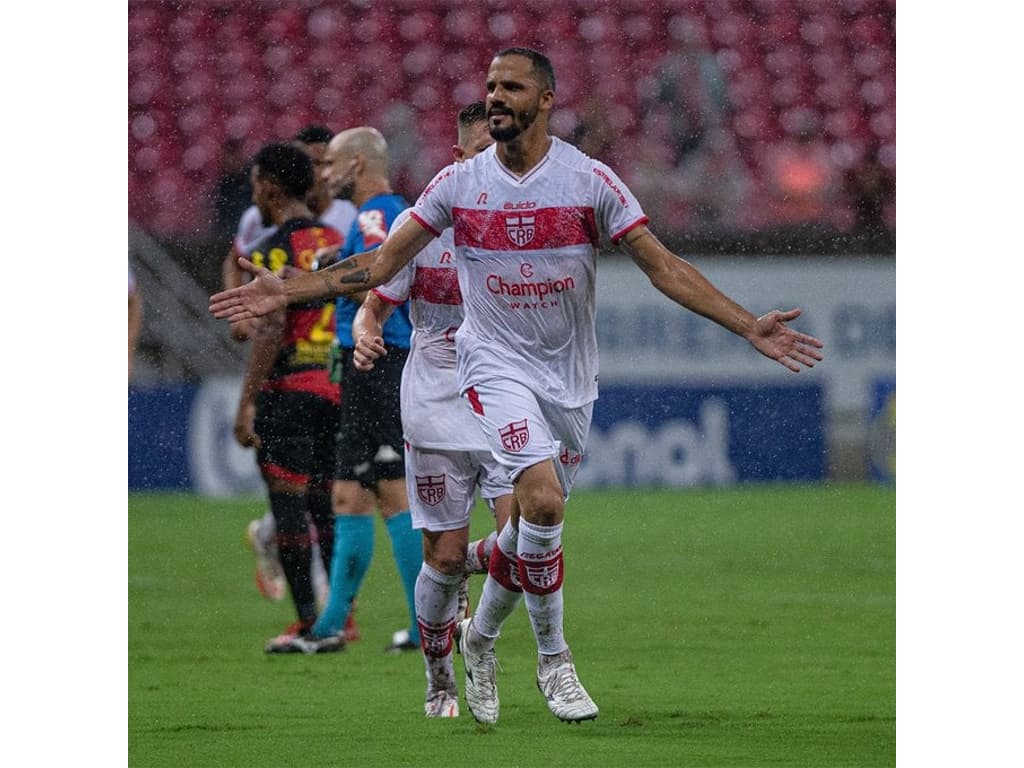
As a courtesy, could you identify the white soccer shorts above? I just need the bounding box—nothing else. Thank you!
[405,443,513,531]
[462,379,592,500]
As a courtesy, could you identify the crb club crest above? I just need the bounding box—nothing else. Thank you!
[521,550,564,592]
[499,419,530,452]
[416,474,447,506]
[505,214,536,247]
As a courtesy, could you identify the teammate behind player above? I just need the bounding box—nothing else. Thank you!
[346,102,515,717]
[210,48,824,721]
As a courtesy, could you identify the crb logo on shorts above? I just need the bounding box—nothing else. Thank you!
[498,419,530,452]
[416,474,447,506]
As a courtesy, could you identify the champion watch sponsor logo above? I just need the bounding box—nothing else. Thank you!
[416,474,447,506]
[499,419,530,452]
[486,273,576,300]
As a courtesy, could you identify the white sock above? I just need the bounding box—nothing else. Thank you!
[415,562,461,693]
[464,531,498,574]
[468,523,522,652]
[258,510,277,549]
[517,519,568,656]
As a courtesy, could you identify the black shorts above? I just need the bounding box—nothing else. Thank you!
[334,346,408,486]
[255,389,339,486]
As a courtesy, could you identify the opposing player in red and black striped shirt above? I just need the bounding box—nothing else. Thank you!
[233,142,345,654]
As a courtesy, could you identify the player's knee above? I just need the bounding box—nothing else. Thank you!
[516,484,564,527]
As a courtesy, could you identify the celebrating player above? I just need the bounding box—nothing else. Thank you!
[210,47,824,723]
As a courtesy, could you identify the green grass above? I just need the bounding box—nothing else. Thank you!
[129,484,895,768]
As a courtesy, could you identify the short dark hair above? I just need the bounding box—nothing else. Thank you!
[292,124,334,145]
[494,47,556,93]
[458,101,487,127]
[253,142,314,200]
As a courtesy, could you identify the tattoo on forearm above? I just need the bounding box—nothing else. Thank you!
[340,269,370,285]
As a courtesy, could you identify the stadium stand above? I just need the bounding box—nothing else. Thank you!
[128,0,894,243]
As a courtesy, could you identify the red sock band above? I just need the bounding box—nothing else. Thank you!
[487,545,523,593]
[518,548,564,595]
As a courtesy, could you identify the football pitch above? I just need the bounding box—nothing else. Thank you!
[128,483,895,767]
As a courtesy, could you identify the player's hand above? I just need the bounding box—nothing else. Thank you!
[745,308,824,372]
[353,334,387,372]
[233,401,261,449]
[210,259,287,322]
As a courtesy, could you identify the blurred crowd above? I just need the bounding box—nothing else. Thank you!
[129,0,895,256]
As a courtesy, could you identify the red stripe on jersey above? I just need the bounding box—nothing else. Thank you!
[452,206,599,251]
[372,288,406,307]
[411,266,462,306]
[610,216,649,243]
[409,211,441,237]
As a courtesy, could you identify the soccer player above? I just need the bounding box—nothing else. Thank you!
[297,127,424,655]
[210,48,824,721]
[345,102,515,717]
[231,142,345,653]
[232,126,357,626]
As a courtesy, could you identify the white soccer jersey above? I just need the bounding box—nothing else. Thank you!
[410,137,648,408]
[374,209,488,451]
[235,199,357,256]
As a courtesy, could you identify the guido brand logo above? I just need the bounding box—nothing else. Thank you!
[503,200,537,210]
[505,214,535,246]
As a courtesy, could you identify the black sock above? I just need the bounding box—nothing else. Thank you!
[308,485,334,577]
[270,491,317,625]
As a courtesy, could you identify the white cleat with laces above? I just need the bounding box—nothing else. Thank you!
[455,618,499,724]
[536,649,599,723]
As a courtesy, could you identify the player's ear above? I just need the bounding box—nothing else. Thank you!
[451,144,465,162]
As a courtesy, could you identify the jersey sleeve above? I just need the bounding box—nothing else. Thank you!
[373,209,416,304]
[591,161,649,243]
[410,164,457,236]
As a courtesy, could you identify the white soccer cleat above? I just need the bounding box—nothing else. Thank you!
[455,618,499,724]
[536,649,599,723]
[424,688,460,718]
[246,519,285,602]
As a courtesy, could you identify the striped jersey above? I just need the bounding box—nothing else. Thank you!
[410,137,648,408]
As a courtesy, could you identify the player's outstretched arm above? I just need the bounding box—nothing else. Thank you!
[209,217,436,322]
[619,225,823,372]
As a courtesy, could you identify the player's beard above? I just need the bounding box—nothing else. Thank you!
[489,104,538,142]
[334,175,356,201]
